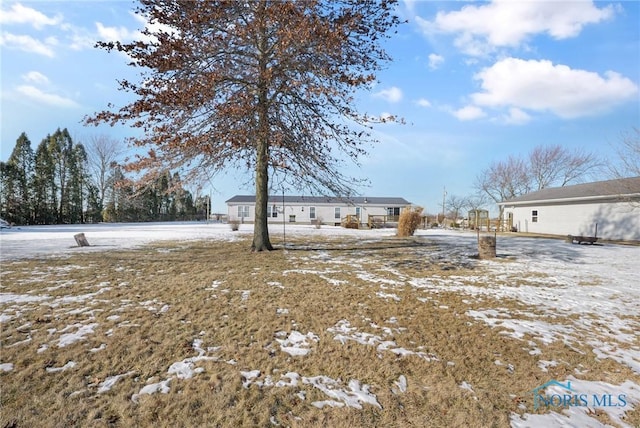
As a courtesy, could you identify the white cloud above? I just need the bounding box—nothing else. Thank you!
[16,85,79,108]
[428,53,444,70]
[418,1,615,56]
[502,107,531,125]
[453,105,486,121]
[22,71,49,85]
[0,3,62,29]
[0,32,57,57]
[96,22,139,43]
[374,86,403,103]
[416,98,431,108]
[471,58,638,118]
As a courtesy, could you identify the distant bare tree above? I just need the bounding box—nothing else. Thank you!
[609,127,640,178]
[477,144,602,214]
[445,194,467,221]
[475,155,530,208]
[86,135,122,205]
[465,193,488,212]
[528,145,600,190]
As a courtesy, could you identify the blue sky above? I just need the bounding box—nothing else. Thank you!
[1,1,638,213]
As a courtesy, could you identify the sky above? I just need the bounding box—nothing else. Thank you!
[1,0,639,213]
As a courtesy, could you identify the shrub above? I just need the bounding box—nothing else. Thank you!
[312,217,323,229]
[397,206,424,237]
[229,220,240,231]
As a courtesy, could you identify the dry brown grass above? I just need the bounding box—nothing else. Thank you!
[1,235,638,428]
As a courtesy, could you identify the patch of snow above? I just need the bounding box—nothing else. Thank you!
[303,376,381,410]
[57,323,98,347]
[241,370,261,388]
[46,361,76,373]
[376,291,400,301]
[0,363,14,372]
[328,319,437,361]
[90,344,107,353]
[97,371,136,394]
[0,293,50,304]
[392,375,407,394]
[132,379,171,403]
[459,381,474,393]
[167,338,219,379]
[276,331,319,356]
[312,400,345,409]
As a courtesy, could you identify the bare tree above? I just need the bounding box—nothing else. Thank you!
[85,134,122,206]
[445,194,467,222]
[464,193,488,212]
[86,0,402,251]
[475,155,530,206]
[609,127,640,178]
[528,145,600,190]
[477,144,603,218]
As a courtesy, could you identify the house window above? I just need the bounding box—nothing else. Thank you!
[267,205,278,218]
[387,207,400,216]
[355,207,361,219]
[334,207,341,219]
[309,207,316,219]
[238,205,249,218]
[289,215,296,223]
[532,210,538,223]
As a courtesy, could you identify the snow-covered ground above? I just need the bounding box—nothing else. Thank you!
[1,222,639,427]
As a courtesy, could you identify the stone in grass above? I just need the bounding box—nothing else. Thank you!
[74,233,90,247]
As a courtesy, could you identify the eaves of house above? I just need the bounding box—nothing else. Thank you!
[499,177,640,206]
[225,195,412,206]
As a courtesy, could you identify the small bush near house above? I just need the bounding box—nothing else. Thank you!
[397,206,424,237]
[312,217,323,229]
[229,220,240,231]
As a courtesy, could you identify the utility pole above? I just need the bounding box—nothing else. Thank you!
[207,192,211,223]
[282,190,286,247]
[441,186,447,227]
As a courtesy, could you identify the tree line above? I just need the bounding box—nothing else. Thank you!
[0,129,211,225]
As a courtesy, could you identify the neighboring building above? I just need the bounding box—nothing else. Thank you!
[225,195,412,226]
[498,177,640,241]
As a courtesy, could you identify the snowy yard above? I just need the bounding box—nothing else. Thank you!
[1,223,639,427]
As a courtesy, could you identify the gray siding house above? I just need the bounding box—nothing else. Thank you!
[498,177,640,241]
[226,195,411,226]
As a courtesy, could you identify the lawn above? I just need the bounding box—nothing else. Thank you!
[1,224,639,427]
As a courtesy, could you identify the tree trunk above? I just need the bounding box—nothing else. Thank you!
[252,135,273,251]
[252,28,273,252]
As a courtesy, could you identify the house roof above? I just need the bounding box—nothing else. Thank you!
[499,176,640,205]
[225,195,412,206]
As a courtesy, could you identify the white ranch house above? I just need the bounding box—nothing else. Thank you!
[498,177,640,242]
[226,195,412,226]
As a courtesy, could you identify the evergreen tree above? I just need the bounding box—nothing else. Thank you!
[33,139,58,224]
[47,129,75,223]
[85,183,102,223]
[0,161,18,223]
[6,133,35,224]
[68,143,88,223]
